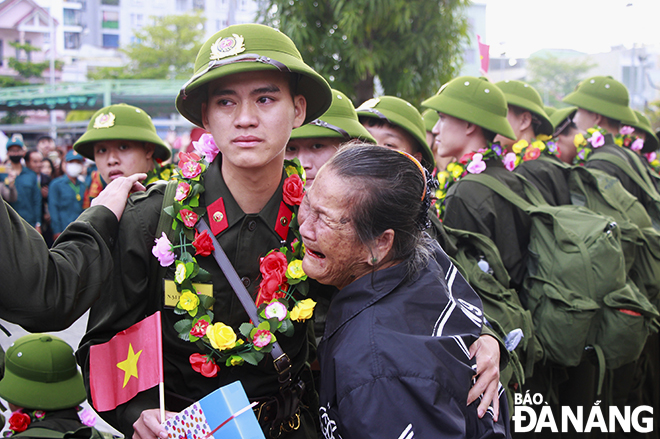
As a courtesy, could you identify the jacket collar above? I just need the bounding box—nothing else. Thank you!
[322,261,408,341]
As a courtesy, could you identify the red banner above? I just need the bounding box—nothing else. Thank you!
[478,35,490,74]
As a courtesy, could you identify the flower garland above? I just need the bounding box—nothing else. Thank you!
[151,133,315,378]
[144,162,177,185]
[504,135,559,170]
[434,142,506,218]
[572,126,609,165]
[5,407,96,436]
[615,126,645,153]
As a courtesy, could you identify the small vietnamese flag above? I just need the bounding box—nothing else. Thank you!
[477,35,490,74]
[89,312,163,412]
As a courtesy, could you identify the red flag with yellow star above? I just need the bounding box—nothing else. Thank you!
[89,312,163,412]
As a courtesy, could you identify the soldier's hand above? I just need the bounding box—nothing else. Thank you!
[133,408,176,439]
[467,334,501,421]
[91,173,147,221]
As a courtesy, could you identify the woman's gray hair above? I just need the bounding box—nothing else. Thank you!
[323,143,435,279]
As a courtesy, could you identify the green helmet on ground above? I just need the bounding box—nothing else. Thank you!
[290,89,375,143]
[496,80,554,136]
[422,76,516,140]
[0,334,86,411]
[73,103,171,162]
[422,108,439,133]
[176,23,332,128]
[630,110,659,153]
[550,106,577,137]
[562,76,638,126]
[356,96,434,171]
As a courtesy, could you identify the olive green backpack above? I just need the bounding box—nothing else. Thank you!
[462,173,658,390]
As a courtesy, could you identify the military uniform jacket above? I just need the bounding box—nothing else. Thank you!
[443,161,531,290]
[0,198,118,331]
[514,155,571,206]
[5,166,41,227]
[77,158,316,436]
[48,175,85,234]
[318,240,510,439]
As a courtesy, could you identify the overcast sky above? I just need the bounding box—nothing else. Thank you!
[481,0,660,58]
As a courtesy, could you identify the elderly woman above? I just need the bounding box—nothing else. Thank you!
[299,145,510,438]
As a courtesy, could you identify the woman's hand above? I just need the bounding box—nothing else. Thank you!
[467,334,501,421]
[133,408,177,439]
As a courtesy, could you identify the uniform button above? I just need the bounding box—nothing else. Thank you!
[247,220,257,231]
[241,277,251,288]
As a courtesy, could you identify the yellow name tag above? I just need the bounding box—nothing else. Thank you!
[163,280,213,309]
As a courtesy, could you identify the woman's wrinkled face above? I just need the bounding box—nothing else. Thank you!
[298,168,372,289]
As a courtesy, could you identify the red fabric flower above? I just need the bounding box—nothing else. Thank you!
[523,147,541,161]
[9,412,31,433]
[179,209,199,228]
[256,251,288,305]
[190,319,210,338]
[459,151,475,164]
[189,353,219,378]
[282,174,305,206]
[192,230,214,257]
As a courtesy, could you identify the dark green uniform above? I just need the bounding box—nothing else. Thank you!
[514,156,571,206]
[585,135,645,201]
[0,199,117,331]
[443,161,531,292]
[77,158,318,438]
[8,409,102,439]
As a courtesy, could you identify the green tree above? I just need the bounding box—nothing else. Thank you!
[89,12,205,80]
[7,41,61,80]
[526,54,596,108]
[259,0,469,106]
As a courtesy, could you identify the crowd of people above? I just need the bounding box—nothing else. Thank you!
[0,21,659,439]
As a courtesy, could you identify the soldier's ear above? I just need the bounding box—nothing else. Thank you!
[292,95,307,129]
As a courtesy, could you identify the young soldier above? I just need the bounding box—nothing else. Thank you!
[285,88,375,188]
[549,106,579,165]
[77,24,333,439]
[421,76,530,291]
[629,109,659,155]
[73,103,173,203]
[423,108,454,171]
[356,95,436,172]
[494,80,570,206]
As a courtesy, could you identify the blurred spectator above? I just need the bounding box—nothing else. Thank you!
[0,134,42,231]
[27,150,54,245]
[48,150,86,239]
[36,135,56,157]
[41,157,55,178]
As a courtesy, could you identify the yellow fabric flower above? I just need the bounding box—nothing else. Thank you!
[573,133,585,148]
[290,298,316,322]
[614,137,623,147]
[179,290,199,311]
[285,165,298,177]
[437,170,450,189]
[228,355,244,366]
[512,139,529,154]
[206,322,237,351]
[531,140,545,151]
[286,260,306,279]
[536,134,552,142]
[175,262,187,284]
[447,163,463,179]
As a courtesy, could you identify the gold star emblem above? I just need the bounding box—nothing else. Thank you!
[116,343,142,388]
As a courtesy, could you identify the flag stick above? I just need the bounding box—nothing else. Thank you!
[159,382,166,424]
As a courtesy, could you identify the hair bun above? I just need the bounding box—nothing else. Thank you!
[416,168,439,231]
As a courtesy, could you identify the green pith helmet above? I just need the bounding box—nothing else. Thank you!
[563,76,639,126]
[550,106,578,136]
[74,104,171,161]
[631,110,659,153]
[290,89,376,143]
[544,106,557,118]
[422,108,439,133]
[176,23,332,128]
[422,76,516,140]
[496,80,554,136]
[356,96,435,171]
[0,334,86,410]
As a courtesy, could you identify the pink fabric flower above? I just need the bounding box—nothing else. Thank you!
[253,329,272,348]
[179,209,198,228]
[78,409,97,427]
[630,138,644,152]
[620,126,635,135]
[466,153,486,174]
[180,160,202,179]
[264,301,288,321]
[503,152,517,171]
[645,152,657,162]
[175,181,191,202]
[152,232,175,267]
[588,131,605,148]
[193,133,220,163]
[190,319,210,338]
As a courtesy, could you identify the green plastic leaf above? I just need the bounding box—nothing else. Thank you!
[239,323,254,338]
[174,319,192,335]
